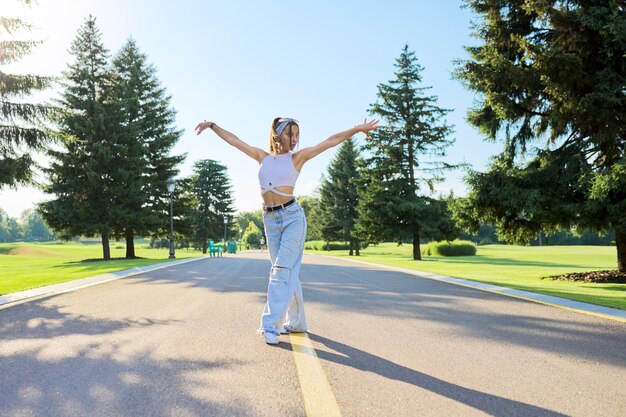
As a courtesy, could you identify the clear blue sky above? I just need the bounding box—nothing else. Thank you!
[1,0,503,218]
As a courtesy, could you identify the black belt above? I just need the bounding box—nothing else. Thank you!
[264,198,296,212]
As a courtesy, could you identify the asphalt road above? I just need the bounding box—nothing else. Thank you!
[1,252,625,417]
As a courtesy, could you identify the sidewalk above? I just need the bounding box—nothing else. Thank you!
[0,257,206,309]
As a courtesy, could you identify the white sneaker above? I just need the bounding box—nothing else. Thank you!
[281,325,306,334]
[264,332,279,345]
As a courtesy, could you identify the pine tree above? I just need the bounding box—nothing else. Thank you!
[190,160,235,253]
[357,45,456,260]
[454,1,626,273]
[39,16,116,260]
[108,38,184,258]
[319,138,362,255]
[0,1,53,187]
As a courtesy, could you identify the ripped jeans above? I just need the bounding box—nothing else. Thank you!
[260,201,308,336]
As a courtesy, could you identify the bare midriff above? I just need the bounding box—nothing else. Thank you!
[262,187,295,207]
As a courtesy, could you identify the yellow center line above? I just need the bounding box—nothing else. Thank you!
[289,333,342,417]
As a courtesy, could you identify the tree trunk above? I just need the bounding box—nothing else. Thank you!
[413,232,421,261]
[616,229,625,273]
[537,231,543,246]
[202,241,207,254]
[125,230,135,258]
[349,240,354,256]
[355,239,360,256]
[101,232,110,260]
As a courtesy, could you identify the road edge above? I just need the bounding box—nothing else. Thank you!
[0,256,208,310]
[306,253,626,324]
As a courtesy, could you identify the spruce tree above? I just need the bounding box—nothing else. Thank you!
[190,160,235,253]
[39,16,116,260]
[109,39,184,258]
[0,1,53,187]
[454,1,626,273]
[357,45,456,260]
[319,138,362,255]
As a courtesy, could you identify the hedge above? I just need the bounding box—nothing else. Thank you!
[422,240,477,256]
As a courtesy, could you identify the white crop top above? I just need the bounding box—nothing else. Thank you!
[258,152,300,197]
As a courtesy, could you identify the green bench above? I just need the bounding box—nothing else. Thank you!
[209,241,223,257]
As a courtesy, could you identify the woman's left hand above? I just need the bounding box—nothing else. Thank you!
[358,118,380,137]
[195,121,214,135]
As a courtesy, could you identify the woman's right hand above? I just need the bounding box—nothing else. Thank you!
[195,121,214,135]
[357,118,379,138]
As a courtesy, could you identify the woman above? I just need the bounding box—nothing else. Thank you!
[195,117,379,344]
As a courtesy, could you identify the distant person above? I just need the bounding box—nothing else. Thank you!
[196,117,379,344]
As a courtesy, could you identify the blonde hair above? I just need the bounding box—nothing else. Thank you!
[269,117,299,155]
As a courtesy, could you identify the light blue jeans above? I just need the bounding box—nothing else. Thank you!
[260,201,308,336]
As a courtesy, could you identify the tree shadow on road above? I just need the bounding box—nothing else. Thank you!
[306,333,568,417]
[298,261,626,368]
[0,349,255,417]
[0,301,275,417]
[0,301,178,341]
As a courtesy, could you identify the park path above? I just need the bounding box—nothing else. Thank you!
[1,252,625,416]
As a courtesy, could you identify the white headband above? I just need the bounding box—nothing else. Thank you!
[275,118,298,135]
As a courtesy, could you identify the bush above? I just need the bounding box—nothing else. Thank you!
[304,241,349,251]
[422,240,477,256]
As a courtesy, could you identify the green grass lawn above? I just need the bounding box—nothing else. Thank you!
[306,243,626,311]
[0,241,205,295]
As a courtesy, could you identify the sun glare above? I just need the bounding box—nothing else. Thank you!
[2,0,85,75]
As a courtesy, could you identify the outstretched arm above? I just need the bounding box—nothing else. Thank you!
[195,121,268,163]
[293,119,379,169]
